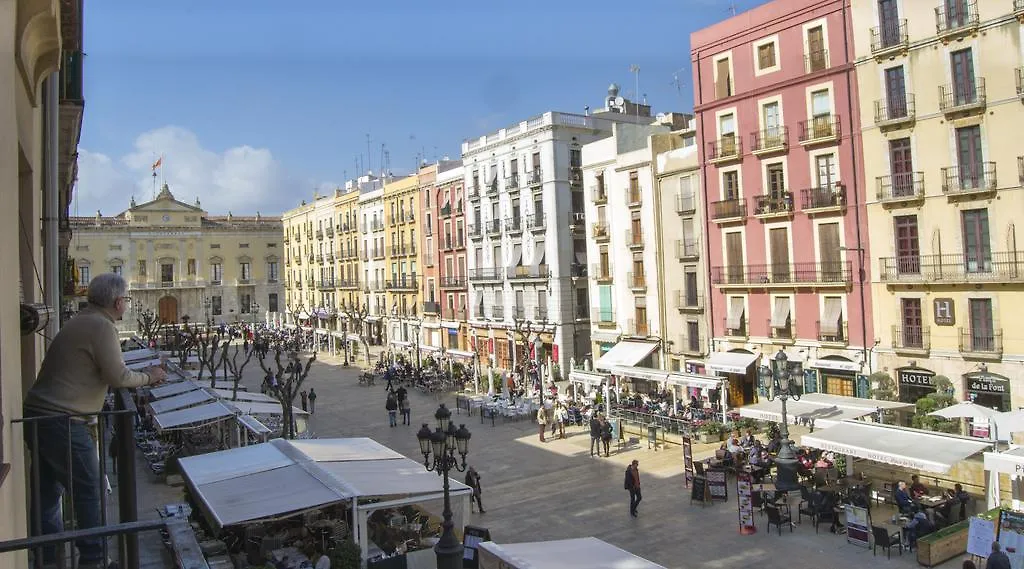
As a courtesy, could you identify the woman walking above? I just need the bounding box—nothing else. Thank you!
[600,416,613,457]
[385,393,398,427]
[536,405,547,442]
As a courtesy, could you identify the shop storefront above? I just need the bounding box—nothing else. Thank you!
[965,371,1011,412]
[705,350,758,407]
[897,366,937,403]
[808,357,868,399]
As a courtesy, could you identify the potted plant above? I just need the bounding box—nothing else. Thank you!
[697,420,726,444]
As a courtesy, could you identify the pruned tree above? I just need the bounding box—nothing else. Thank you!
[137,308,164,349]
[257,347,316,439]
[194,332,227,386]
[223,341,255,400]
[173,322,201,370]
[341,300,372,366]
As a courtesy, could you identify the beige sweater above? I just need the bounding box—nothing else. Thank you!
[25,305,152,416]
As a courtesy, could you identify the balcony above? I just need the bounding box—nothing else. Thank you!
[316,253,324,264]
[591,263,612,282]
[626,318,650,337]
[939,79,986,115]
[879,251,1024,283]
[318,279,335,290]
[371,220,384,232]
[492,306,505,319]
[892,325,930,353]
[722,317,747,339]
[627,271,646,291]
[625,229,644,250]
[676,291,703,312]
[485,178,499,197]
[326,252,335,262]
[817,321,848,345]
[798,115,840,146]
[592,221,610,241]
[486,219,502,236]
[507,265,550,280]
[676,238,699,260]
[528,169,543,187]
[505,173,520,192]
[424,253,435,266]
[469,267,503,282]
[505,216,523,234]
[768,320,794,343]
[591,185,608,204]
[753,193,794,218]
[306,278,315,288]
[338,278,360,289]
[469,223,483,240]
[570,165,583,185]
[440,203,452,217]
[326,226,334,238]
[422,301,441,314]
[959,328,1002,356]
[710,198,747,222]
[877,172,925,204]
[935,0,979,42]
[805,49,829,73]
[941,162,997,196]
[676,194,696,215]
[468,182,481,201]
[711,261,852,288]
[295,255,302,265]
[385,274,419,290]
[750,127,789,157]
[526,214,546,232]
[441,236,454,251]
[569,263,588,278]
[626,187,642,208]
[1018,67,1024,101]
[870,19,909,58]
[511,305,526,319]
[533,306,548,321]
[592,308,615,326]
[574,305,590,320]
[373,248,385,260]
[874,94,916,128]
[800,184,846,213]
[707,137,742,165]
[440,275,467,288]
[295,280,303,289]
[442,307,467,321]
[316,230,324,240]
[678,332,703,355]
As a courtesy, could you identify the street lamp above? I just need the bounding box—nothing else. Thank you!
[416,404,472,569]
[410,306,423,379]
[339,299,350,366]
[758,349,804,492]
[250,300,261,326]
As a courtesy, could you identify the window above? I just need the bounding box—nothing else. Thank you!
[686,321,701,352]
[757,42,776,70]
[968,298,995,352]
[723,171,740,200]
[684,270,699,307]
[810,90,833,138]
[820,296,844,341]
[878,0,901,48]
[950,48,976,105]
[818,223,842,281]
[769,227,791,282]
[762,101,780,138]
[955,125,983,189]
[884,66,907,119]
[79,265,91,285]
[111,264,122,276]
[211,263,223,284]
[138,260,147,277]
[569,148,582,168]
[806,25,826,71]
[767,163,786,199]
[888,138,913,196]
[268,261,279,282]
[715,56,732,99]
[725,232,744,284]
[160,263,174,283]
[240,262,251,281]
[240,293,252,313]
[212,295,222,316]
[962,209,991,273]
[900,298,923,348]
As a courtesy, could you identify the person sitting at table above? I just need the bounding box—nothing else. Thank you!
[941,483,970,522]
[910,474,928,499]
[894,480,916,514]
[740,429,755,447]
[766,434,782,454]
[904,510,935,549]
[726,436,743,456]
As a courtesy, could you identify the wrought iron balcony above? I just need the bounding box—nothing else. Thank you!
[753,193,794,217]
[528,169,543,187]
[676,290,703,311]
[591,262,612,282]
[817,321,848,345]
[879,251,1024,283]
[892,325,930,352]
[798,115,840,145]
[710,198,746,221]
[504,216,523,234]
[941,162,996,195]
[676,238,699,260]
[440,275,467,288]
[935,0,979,41]
[469,223,483,239]
[1016,0,1024,20]
[627,271,646,290]
[626,187,642,208]
[570,165,583,185]
[768,319,793,342]
[535,306,548,320]
[469,267,503,282]
[625,229,644,250]
[592,308,615,325]
[492,305,504,319]
[877,172,925,203]
[468,182,481,200]
[507,265,550,280]
[511,305,526,319]
[423,253,434,266]
[566,211,585,229]
[442,307,467,321]
[385,274,419,290]
[440,203,452,217]
[750,127,789,156]
[338,278,360,289]
[805,48,829,73]
[591,185,608,204]
[800,184,846,211]
[722,317,747,338]
[505,173,520,191]
[592,221,610,241]
[526,214,546,232]
[485,178,499,196]
[570,263,588,278]
[870,19,908,57]
[939,79,986,115]
[874,94,916,128]
[676,194,696,214]
[626,318,650,337]
[707,137,742,164]
[486,219,502,235]
[574,305,590,320]
[678,331,703,355]
[422,301,441,314]
[316,230,324,240]
[325,226,334,238]
[711,261,852,287]
[959,328,1001,355]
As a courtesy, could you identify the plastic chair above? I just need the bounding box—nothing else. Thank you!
[871,525,903,558]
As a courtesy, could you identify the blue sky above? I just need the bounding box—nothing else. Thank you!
[76,0,768,216]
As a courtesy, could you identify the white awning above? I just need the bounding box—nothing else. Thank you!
[739,400,872,429]
[594,341,659,371]
[984,447,1024,477]
[810,358,862,372]
[208,389,278,403]
[820,297,843,336]
[797,392,913,412]
[148,390,215,414]
[606,365,668,383]
[800,421,992,473]
[666,373,723,390]
[317,458,472,497]
[391,340,411,348]
[237,414,272,436]
[228,401,308,417]
[419,345,441,353]
[771,297,791,329]
[447,349,476,359]
[477,537,667,569]
[569,371,606,386]
[706,351,758,375]
[153,401,236,432]
[149,381,201,399]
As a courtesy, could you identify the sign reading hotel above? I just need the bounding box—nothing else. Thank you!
[933,298,955,326]
[897,368,935,387]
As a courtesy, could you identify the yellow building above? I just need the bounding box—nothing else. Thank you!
[854,0,1024,409]
[335,187,363,314]
[382,171,424,345]
[69,184,284,328]
[2,1,84,566]
[282,192,334,329]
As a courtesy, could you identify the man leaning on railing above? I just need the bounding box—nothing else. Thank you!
[22,273,167,569]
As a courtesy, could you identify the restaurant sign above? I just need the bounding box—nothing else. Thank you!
[897,368,936,387]
[965,372,1010,395]
[801,439,945,472]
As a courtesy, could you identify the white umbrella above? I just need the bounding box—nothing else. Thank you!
[995,410,1024,435]
[930,401,1006,440]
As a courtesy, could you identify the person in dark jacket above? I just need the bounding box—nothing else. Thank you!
[589,415,602,457]
[624,460,642,517]
[600,417,613,457]
[307,388,317,414]
[385,394,398,427]
[465,466,485,513]
[987,541,1011,569]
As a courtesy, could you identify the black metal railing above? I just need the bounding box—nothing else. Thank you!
[753,193,794,216]
[566,211,584,227]
[676,194,696,214]
[768,319,793,341]
[676,291,703,310]
[592,222,609,239]
[750,127,788,153]
[892,325,930,351]
[935,0,979,35]
[939,78,986,112]
[874,94,915,124]
[676,239,699,259]
[711,261,852,285]
[505,174,520,190]
[817,321,848,344]
[871,19,908,53]
[422,301,441,314]
[469,268,503,281]
[468,223,482,238]
[318,279,334,289]
[707,137,742,161]
[338,278,360,289]
[59,51,84,102]
[880,251,1024,282]
[801,184,846,209]
[507,265,550,279]
[805,49,828,73]
[528,169,543,186]
[798,115,840,143]
[441,307,466,321]
[504,217,522,233]
[626,187,642,207]
[710,198,746,220]
[877,172,925,201]
[1019,156,1024,185]
[592,308,615,323]
[574,305,590,320]
[941,162,997,194]
[485,220,502,234]
[570,263,587,278]
[385,274,419,289]
[722,317,746,338]
[959,327,1001,354]
[440,275,467,288]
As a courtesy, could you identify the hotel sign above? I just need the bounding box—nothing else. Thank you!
[897,368,935,387]
[933,298,955,326]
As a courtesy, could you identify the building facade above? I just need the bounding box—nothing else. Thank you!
[382,172,422,346]
[334,186,363,335]
[70,184,284,328]
[283,194,329,327]
[691,0,873,407]
[853,0,1024,409]
[422,160,470,353]
[358,180,387,343]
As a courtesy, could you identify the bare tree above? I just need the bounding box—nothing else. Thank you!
[137,308,164,348]
[223,342,255,400]
[257,347,316,439]
[194,331,227,386]
[341,300,372,366]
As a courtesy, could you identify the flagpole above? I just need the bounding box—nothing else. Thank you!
[160,154,165,189]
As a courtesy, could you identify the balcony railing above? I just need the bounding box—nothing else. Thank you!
[521,213,544,232]
[676,238,699,260]
[1016,0,1024,19]
[507,265,550,280]
[753,193,794,217]
[591,185,608,204]
[877,172,925,202]
[534,306,548,320]
[566,211,585,228]
[440,203,452,217]
[959,327,1002,355]
[468,182,481,200]
[676,290,703,311]
[892,325,930,352]
[486,219,502,235]
[316,230,324,240]
[627,271,646,290]
[326,227,334,238]
[506,173,520,191]
[592,222,610,240]
[318,279,335,289]
[574,305,589,320]
[679,332,703,354]
[626,187,642,207]
[707,137,742,163]
[626,229,644,249]
[801,184,846,210]
[592,308,615,324]
[750,127,788,156]
[385,274,419,289]
[817,320,848,344]
[338,278,360,289]
[935,0,979,39]
[723,317,747,338]
[591,263,612,281]
[570,263,588,278]
[870,19,909,56]
[711,261,852,286]
[879,251,1024,282]
[423,301,441,314]
[626,319,650,337]
[504,217,523,233]
[768,319,793,342]
[798,115,840,145]
[710,198,746,221]
[485,178,499,196]
[805,49,828,73]
[570,165,583,184]
[492,306,504,319]
[59,50,84,102]
[469,223,483,239]
[939,78,986,114]
[440,275,467,288]
[941,162,997,195]
[469,267,503,281]
[676,194,696,214]
[528,169,543,186]
[874,94,916,127]
[442,307,467,321]
[511,306,526,319]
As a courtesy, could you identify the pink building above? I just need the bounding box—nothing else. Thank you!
[691,0,873,406]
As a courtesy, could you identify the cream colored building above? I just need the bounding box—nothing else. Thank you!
[70,184,284,328]
[853,0,1024,409]
[382,172,424,346]
[2,1,84,566]
[359,181,387,343]
[282,192,331,327]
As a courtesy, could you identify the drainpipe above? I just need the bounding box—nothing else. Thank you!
[652,142,669,372]
[44,72,60,343]
[695,51,715,359]
[841,1,871,373]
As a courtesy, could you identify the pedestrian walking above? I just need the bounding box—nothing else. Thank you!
[600,416,613,457]
[536,405,547,442]
[385,393,398,427]
[464,466,486,513]
[300,390,309,412]
[589,414,602,457]
[399,392,411,425]
[551,401,565,439]
[624,460,642,517]
[308,388,317,414]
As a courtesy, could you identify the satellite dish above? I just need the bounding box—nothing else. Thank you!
[614,96,625,106]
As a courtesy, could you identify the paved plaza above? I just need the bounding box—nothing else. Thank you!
[128,351,972,569]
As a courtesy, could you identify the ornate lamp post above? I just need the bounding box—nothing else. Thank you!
[203,295,211,327]
[416,404,472,569]
[251,300,261,326]
[758,349,804,492]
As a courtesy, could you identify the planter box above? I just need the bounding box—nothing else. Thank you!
[697,432,724,444]
[916,519,967,567]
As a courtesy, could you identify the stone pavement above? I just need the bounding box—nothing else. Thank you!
[214,352,970,569]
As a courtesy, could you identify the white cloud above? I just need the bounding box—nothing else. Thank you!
[75,126,319,216]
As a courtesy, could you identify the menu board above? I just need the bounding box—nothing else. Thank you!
[707,469,729,501]
[736,472,756,534]
[463,525,491,568]
[845,505,870,548]
[682,436,694,488]
[690,476,709,506]
[997,510,1024,568]
[968,516,996,558]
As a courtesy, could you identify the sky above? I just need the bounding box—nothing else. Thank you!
[76,0,769,217]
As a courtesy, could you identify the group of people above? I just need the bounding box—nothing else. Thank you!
[893,474,971,545]
[384,385,411,427]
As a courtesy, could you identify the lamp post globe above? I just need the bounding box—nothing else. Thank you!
[416,404,470,569]
[761,348,801,491]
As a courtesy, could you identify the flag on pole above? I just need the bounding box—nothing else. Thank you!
[151,156,163,171]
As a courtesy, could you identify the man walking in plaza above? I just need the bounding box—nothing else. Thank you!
[23,273,168,568]
[300,390,309,412]
[465,466,485,513]
[536,404,547,442]
[308,388,317,414]
[589,414,602,456]
[624,459,642,518]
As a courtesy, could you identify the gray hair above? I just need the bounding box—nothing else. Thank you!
[87,273,128,308]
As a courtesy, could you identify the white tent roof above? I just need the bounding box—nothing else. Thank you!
[228,401,308,417]
[237,414,272,436]
[286,438,404,462]
[798,392,914,411]
[739,393,914,428]
[984,446,1024,477]
[208,389,278,403]
[148,389,214,414]
[569,370,606,386]
[705,351,758,374]
[477,537,666,569]
[149,380,201,399]
[595,341,659,371]
[318,458,464,496]
[153,401,236,431]
[800,421,992,473]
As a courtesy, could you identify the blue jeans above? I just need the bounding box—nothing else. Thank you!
[388,410,397,426]
[24,411,104,563]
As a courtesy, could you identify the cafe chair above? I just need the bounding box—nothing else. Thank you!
[798,487,819,525]
[765,505,793,535]
[871,525,903,558]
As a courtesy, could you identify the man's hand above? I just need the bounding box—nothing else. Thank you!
[145,366,169,385]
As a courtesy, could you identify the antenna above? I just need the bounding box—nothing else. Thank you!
[671,67,686,100]
[365,134,372,173]
[728,0,738,16]
[629,64,640,115]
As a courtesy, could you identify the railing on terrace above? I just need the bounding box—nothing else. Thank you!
[879,252,1024,282]
[711,261,852,285]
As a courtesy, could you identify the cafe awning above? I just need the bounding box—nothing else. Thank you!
[148,389,215,415]
[705,351,758,375]
[594,341,658,371]
[149,380,201,399]
[208,389,278,403]
[740,400,871,429]
[984,447,1024,477]
[801,421,992,473]
[477,537,667,569]
[153,401,236,432]
[569,371,606,386]
[447,349,476,359]
[666,373,724,390]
